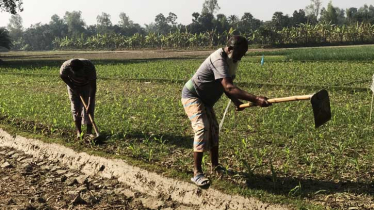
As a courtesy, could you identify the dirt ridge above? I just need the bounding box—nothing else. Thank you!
[0,128,288,210]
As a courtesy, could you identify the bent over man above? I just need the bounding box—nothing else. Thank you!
[60,58,97,138]
[181,36,271,187]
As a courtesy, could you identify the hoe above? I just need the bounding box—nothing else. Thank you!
[239,89,331,128]
[79,95,100,138]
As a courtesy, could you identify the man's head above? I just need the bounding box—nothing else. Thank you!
[226,36,248,63]
[70,59,85,77]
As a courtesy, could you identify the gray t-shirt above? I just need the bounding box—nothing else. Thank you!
[188,48,233,107]
[60,59,97,87]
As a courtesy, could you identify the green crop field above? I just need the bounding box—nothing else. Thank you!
[1,46,374,209]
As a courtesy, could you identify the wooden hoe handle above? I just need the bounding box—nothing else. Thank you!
[239,94,313,108]
[79,95,100,136]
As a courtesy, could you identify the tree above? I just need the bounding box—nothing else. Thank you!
[319,1,338,24]
[7,14,23,41]
[355,4,374,23]
[271,12,290,30]
[0,27,12,49]
[63,11,86,38]
[85,25,97,36]
[96,12,112,34]
[369,5,374,24]
[155,13,167,25]
[49,14,68,38]
[336,8,346,25]
[201,0,220,15]
[22,23,56,50]
[0,0,23,14]
[238,12,262,33]
[188,13,202,33]
[118,12,133,28]
[150,12,178,34]
[192,12,200,23]
[346,7,358,24]
[305,0,322,23]
[215,14,229,33]
[290,9,307,26]
[116,13,144,36]
[154,13,170,34]
[228,15,239,26]
[166,12,178,26]
[241,12,253,22]
[199,13,215,31]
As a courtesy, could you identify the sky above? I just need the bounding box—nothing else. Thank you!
[0,0,372,28]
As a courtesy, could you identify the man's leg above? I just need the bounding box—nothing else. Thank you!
[210,146,219,169]
[204,107,220,171]
[182,98,207,173]
[194,152,204,176]
[182,97,211,186]
[86,124,93,134]
[75,117,82,137]
[68,86,83,138]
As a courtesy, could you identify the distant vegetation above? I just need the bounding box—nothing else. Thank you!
[1,0,374,50]
[247,46,374,61]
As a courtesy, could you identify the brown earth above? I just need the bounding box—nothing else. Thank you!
[0,50,213,61]
[0,129,288,210]
[0,48,280,62]
[0,147,191,210]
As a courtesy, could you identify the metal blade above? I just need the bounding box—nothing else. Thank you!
[311,89,331,128]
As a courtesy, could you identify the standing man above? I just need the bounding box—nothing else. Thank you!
[60,58,97,139]
[181,36,271,187]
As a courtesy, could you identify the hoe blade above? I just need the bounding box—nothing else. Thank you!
[311,89,331,128]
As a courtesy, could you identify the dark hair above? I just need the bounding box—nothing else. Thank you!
[70,59,84,72]
[226,36,248,51]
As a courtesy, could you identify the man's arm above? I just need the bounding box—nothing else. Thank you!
[60,74,74,89]
[60,74,82,97]
[89,80,96,99]
[224,91,244,111]
[221,77,271,107]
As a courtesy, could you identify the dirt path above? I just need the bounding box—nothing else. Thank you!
[0,129,288,210]
[0,146,190,210]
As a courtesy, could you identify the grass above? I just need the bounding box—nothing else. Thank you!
[1,47,374,209]
[246,44,374,62]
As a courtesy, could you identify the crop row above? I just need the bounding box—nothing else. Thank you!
[1,56,374,208]
[1,59,373,89]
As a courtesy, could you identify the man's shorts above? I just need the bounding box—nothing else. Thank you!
[181,97,219,152]
[67,85,95,124]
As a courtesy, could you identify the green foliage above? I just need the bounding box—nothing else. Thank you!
[96,12,113,35]
[0,0,23,14]
[0,28,12,49]
[64,11,86,38]
[4,4,374,51]
[286,46,374,61]
[1,50,374,208]
[202,0,220,15]
[48,22,374,51]
[247,45,374,62]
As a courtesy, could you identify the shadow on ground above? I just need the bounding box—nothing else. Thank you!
[91,130,192,150]
[218,168,374,198]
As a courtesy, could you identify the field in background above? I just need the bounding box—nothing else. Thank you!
[247,44,374,62]
[1,46,374,209]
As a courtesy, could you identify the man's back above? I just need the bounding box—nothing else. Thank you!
[60,59,96,87]
[191,48,231,107]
